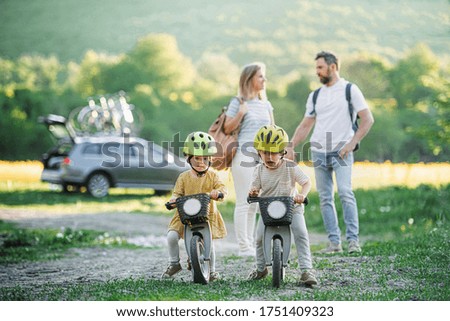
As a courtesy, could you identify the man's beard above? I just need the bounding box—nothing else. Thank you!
[319,68,332,84]
[319,75,332,84]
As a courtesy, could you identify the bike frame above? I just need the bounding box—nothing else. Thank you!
[166,192,223,284]
[183,222,212,262]
[263,225,291,267]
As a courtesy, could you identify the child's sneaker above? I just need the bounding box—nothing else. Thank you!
[348,240,362,254]
[247,268,268,280]
[300,270,318,286]
[209,272,221,281]
[161,263,182,279]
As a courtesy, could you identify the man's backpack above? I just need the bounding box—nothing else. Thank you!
[310,82,360,152]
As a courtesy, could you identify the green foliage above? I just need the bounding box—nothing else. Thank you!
[358,101,407,162]
[0,55,63,91]
[127,34,196,94]
[0,1,449,162]
[196,52,240,97]
[285,77,311,105]
[389,44,441,109]
[410,80,450,158]
[340,53,391,99]
[1,0,448,70]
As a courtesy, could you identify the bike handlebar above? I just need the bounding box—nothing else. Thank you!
[165,192,224,210]
[247,195,309,206]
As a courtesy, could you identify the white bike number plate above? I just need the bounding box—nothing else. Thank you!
[183,199,202,216]
[267,201,287,219]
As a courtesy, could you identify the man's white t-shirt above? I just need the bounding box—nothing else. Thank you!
[304,78,369,153]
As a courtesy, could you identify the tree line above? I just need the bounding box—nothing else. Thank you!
[0,34,448,162]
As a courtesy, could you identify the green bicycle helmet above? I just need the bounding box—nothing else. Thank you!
[183,131,217,156]
[254,125,289,153]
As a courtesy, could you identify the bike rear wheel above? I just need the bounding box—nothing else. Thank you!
[272,238,283,288]
[190,235,210,284]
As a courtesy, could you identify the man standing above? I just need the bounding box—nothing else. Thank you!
[289,51,374,254]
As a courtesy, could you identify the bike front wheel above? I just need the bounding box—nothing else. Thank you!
[190,235,210,284]
[272,238,283,288]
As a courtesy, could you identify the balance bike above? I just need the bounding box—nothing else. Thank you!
[165,192,223,284]
[247,195,308,288]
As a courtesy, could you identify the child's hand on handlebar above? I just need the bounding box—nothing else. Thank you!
[294,194,307,204]
[165,197,177,210]
[248,188,260,197]
[210,190,223,200]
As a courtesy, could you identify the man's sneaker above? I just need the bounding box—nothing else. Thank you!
[161,263,182,279]
[300,270,318,286]
[209,272,221,281]
[319,243,343,254]
[348,240,362,254]
[247,268,269,280]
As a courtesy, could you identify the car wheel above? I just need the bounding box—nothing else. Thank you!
[87,173,110,198]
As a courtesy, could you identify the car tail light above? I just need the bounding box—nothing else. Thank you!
[63,157,71,166]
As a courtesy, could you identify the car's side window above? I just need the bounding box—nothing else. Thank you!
[83,144,101,155]
[148,147,166,165]
[123,144,138,158]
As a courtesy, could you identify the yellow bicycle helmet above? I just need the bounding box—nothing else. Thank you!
[254,125,289,153]
[183,131,217,156]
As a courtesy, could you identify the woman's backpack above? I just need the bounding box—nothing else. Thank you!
[207,98,241,170]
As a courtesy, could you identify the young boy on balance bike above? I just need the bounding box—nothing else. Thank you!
[247,125,318,285]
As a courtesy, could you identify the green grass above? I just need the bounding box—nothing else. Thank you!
[2,182,447,236]
[0,183,448,300]
[304,184,449,237]
[1,226,448,300]
[0,220,132,264]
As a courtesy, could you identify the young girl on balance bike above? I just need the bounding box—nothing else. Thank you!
[162,132,227,282]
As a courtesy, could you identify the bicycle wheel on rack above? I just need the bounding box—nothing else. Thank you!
[272,238,283,288]
[190,235,210,284]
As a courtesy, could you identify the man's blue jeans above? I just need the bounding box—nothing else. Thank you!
[311,151,359,244]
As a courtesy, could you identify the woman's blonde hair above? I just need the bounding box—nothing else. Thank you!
[238,62,267,101]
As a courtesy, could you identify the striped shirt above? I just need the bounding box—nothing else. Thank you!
[250,159,309,197]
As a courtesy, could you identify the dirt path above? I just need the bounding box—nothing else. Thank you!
[0,209,329,288]
[1,209,407,301]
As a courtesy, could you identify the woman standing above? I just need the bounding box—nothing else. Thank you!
[224,62,275,256]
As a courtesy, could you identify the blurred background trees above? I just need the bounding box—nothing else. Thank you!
[0,37,448,162]
[0,0,448,162]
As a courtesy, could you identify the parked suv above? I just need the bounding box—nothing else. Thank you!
[40,114,187,197]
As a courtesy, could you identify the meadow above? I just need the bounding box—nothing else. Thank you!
[0,161,448,301]
[2,160,450,190]
[1,160,449,231]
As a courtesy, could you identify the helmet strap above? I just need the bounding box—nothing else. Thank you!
[187,156,211,177]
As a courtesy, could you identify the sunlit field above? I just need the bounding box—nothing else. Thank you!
[1,160,450,198]
[1,161,448,301]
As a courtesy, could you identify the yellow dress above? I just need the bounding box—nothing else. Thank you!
[168,170,227,239]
